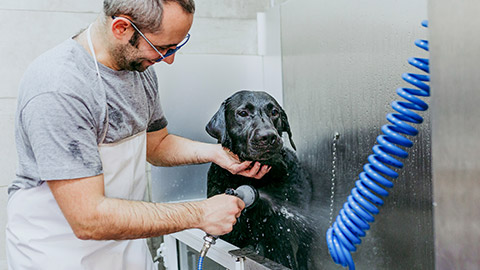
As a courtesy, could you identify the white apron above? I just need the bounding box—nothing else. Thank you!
[6,25,156,270]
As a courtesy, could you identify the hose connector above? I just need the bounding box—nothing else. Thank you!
[200,234,217,258]
[197,185,258,270]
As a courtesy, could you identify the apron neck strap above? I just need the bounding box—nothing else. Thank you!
[87,24,109,144]
[87,24,102,81]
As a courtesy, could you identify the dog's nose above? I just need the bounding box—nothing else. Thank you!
[254,130,279,146]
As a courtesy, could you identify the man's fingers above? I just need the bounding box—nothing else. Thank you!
[227,157,271,179]
[238,162,261,177]
[254,165,271,179]
[231,161,252,174]
[237,162,272,179]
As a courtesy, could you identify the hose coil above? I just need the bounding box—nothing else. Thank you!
[326,20,430,270]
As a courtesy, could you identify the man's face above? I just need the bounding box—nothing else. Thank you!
[111,37,152,72]
[112,2,194,72]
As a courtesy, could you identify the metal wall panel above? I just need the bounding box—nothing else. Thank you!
[280,0,433,269]
[429,1,480,269]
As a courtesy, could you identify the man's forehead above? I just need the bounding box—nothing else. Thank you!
[160,2,194,30]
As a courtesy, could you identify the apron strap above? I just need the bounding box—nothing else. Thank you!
[87,24,109,144]
[87,24,102,82]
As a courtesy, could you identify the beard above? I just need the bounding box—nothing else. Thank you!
[110,42,150,72]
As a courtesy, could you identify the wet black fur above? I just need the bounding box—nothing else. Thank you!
[206,90,314,269]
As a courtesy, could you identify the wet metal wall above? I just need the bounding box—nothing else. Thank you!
[430,1,480,269]
[279,0,433,269]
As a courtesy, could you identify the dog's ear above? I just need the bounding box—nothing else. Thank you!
[206,101,227,143]
[279,108,297,151]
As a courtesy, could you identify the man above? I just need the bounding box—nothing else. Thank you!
[6,0,270,269]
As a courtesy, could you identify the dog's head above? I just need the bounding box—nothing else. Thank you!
[206,90,296,161]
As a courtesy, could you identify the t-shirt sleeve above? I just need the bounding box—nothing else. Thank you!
[144,68,168,132]
[21,92,103,181]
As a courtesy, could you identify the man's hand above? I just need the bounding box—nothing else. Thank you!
[196,194,245,236]
[214,145,271,179]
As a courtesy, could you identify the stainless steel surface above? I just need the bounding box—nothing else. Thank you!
[430,2,480,269]
[279,0,432,269]
[230,249,290,270]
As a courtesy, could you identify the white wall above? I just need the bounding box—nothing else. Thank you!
[0,0,281,268]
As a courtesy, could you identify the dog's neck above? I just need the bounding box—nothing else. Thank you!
[256,153,288,173]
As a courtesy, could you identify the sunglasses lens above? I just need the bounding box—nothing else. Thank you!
[154,34,190,62]
[163,49,177,58]
[166,35,190,57]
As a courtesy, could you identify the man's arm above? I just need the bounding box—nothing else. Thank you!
[48,175,244,240]
[146,128,271,178]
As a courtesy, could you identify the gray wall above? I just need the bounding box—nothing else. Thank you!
[279,0,432,269]
[430,1,480,270]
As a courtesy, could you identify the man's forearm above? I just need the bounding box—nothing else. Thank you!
[48,173,205,240]
[147,132,219,167]
[75,197,204,240]
[49,176,243,241]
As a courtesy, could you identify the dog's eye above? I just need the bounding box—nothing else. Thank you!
[238,111,249,117]
[271,109,279,117]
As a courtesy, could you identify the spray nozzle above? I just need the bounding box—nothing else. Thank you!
[225,185,259,209]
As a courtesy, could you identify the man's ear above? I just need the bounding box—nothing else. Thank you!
[206,101,227,143]
[111,16,134,42]
[279,108,296,151]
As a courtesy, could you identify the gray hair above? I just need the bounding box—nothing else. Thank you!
[103,0,195,33]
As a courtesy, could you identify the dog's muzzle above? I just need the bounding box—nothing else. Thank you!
[247,128,283,160]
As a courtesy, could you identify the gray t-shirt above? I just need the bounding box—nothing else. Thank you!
[8,38,168,196]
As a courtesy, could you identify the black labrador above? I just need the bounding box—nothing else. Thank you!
[206,90,314,269]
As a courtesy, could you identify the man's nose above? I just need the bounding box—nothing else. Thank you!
[162,53,175,64]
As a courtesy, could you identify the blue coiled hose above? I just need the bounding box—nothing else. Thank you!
[326,20,430,270]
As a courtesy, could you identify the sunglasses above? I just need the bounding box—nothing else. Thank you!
[112,16,190,62]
